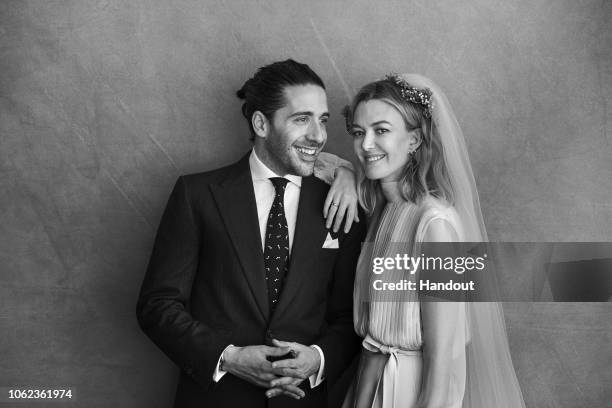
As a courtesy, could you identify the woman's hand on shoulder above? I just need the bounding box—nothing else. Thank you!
[323,167,360,234]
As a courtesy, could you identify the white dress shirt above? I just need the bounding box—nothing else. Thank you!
[212,149,325,387]
[250,150,302,253]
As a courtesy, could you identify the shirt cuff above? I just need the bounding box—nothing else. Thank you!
[212,344,234,382]
[308,345,325,388]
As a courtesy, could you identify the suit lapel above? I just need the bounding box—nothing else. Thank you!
[274,176,328,319]
[210,153,269,322]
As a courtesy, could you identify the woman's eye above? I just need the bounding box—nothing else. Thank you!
[351,130,364,138]
[375,128,389,135]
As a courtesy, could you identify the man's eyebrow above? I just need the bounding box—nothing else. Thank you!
[288,111,313,118]
[288,111,330,118]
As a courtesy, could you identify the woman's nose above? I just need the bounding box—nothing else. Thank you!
[361,131,375,151]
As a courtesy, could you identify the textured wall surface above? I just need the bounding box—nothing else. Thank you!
[1,0,610,407]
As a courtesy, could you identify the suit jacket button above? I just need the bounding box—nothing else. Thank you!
[266,330,273,340]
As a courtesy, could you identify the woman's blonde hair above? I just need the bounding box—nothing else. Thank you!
[344,79,454,214]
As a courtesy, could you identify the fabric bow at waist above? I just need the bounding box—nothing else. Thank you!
[362,335,422,406]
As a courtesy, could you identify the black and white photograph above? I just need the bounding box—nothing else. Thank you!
[1,1,610,407]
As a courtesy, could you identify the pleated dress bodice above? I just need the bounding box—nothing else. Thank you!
[353,197,462,351]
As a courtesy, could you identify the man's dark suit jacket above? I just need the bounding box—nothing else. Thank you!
[137,153,366,408]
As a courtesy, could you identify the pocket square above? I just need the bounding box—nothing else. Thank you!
[322,233,339,249]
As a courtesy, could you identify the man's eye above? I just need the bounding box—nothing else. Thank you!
[320,117,329,125]
[295,116,309,123]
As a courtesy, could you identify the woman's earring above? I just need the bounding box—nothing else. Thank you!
[409,150,416,163]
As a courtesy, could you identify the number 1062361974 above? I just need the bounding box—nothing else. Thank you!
[3,388,74,401]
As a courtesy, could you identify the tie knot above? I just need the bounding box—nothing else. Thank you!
[270,177,289,193]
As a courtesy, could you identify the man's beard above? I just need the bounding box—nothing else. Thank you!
[264,138,319,177]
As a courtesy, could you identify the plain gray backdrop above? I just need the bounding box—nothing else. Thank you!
[1,1,611,407]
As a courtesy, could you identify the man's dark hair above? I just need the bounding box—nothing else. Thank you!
[236,59,325,141]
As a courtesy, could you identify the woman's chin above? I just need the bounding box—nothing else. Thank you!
[364,169,385,181]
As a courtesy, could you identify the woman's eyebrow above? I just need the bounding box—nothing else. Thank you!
[371,120,391,126]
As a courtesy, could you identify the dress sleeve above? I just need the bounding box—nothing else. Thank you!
[313,152,354,185]
[416,205,463,243]
[416,202,468,408]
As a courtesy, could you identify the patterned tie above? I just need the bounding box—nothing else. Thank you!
[264,177,290,313]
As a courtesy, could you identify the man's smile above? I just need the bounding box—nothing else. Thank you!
[293,144,321,162]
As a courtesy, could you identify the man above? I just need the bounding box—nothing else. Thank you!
[137,59,365,407]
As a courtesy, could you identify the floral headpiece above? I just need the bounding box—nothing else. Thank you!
[385,73,434,118]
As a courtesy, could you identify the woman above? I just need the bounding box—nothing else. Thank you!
[341,74,525,408]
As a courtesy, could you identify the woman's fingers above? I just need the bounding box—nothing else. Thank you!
[333,199,349,233]
[326,193,361,233]
[325,197,339,229]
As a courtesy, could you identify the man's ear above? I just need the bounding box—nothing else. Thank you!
[252,111,269,139]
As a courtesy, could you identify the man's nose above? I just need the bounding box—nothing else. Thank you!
[306,121,326,144]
